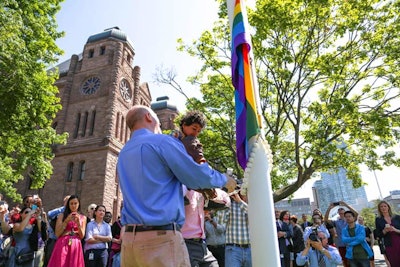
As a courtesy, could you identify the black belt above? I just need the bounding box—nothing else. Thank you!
[185,238,205,243]
[208,244,225,248]
[125,224,180,233]
[226,243,250,248]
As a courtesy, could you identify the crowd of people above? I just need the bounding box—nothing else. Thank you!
[275,200,400,267]
[0,105,399,267]
[0,194,124,267]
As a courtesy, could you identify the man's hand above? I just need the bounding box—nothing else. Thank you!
[231,192,242,203]
[223,175,237,193]
[310,239,323,251]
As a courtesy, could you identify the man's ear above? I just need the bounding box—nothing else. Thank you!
[144,112,153,122]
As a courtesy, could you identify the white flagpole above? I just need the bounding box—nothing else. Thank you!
[227,0,281,266]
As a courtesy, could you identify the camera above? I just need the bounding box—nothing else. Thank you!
[333,201,340,206]
[309,227,320,242]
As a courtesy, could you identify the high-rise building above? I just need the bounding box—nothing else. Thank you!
[274,198,312,218]
[313,167,368,216]
[13,27,178,219]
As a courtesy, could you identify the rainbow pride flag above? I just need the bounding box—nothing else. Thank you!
[231,0,260,169]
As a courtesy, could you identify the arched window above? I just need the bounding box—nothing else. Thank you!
[115,112,120,138]
[66,162,74,182]
[81,111,88,137]
[124,125,129,143]
[78,161,86,181]
[73,113,81,138]
[120,116,125,140]
[89,110,96,136]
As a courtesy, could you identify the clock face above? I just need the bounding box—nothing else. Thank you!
[119,79,132,102]
[81,77,101,95]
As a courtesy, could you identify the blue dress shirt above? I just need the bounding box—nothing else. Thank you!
[117,129,227,227]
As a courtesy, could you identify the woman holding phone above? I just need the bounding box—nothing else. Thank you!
[47,195,87,267]
[375,200,400,267]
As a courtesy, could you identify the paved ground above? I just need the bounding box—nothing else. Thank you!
[339,245,388,267]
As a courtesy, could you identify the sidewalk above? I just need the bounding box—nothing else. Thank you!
[339,245,388,267]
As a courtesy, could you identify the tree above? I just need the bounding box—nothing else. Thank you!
[0,0,67,201]
[360,207,376,229]
[156,0,400,202]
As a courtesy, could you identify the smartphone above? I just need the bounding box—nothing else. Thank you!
[0,201,5,206]
[32,204,38,210]
[333,202,340,206]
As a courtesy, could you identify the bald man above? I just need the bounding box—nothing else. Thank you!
[117,105,236,267]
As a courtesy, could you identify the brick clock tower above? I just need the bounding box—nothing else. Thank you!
[24,27,173,218]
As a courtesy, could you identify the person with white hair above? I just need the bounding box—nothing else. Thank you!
[87,204,97,221]
[296,230,342,267]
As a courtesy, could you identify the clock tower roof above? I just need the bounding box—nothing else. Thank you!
[87,26,134,51]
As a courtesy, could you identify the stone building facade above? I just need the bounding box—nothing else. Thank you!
[15,27,178,219]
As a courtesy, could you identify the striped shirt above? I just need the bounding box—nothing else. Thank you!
[225,199,250,245]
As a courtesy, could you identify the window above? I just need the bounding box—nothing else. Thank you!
[73,113,81,138]
[81,111,88,137]
[100,46,106,55]
[115,112,120,138]
[78,161,86,181]
[66,162,74,182]
[89,110,96,136]
[120,116,125,140]
[88,49,94,58]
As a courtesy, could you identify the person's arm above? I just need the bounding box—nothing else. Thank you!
[13,210,35,232]
[231,193,248,213]
[340,201,359,218]
[296,238,311,265]
[324,203,334,223]
[367,228,374,247]
[92,224,112,243]
[342,225,366,246]
[327,246,343,264]
[47,206,64,220]
[55,214,66,237]
[311,239,332,259]
[375,217,385,237]
[0,210,11,234]
[210,188,231,207]
[159,138,236,192]
[77,215,86,240]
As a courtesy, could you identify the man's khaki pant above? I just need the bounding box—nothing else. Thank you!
[121,227,190,267]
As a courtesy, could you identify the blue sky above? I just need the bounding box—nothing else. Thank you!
[56,0,219,111]
[55,0,397,202]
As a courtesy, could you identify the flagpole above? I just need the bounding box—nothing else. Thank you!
[227,0,280,266]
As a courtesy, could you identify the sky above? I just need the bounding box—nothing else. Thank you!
[55,0,399,202]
